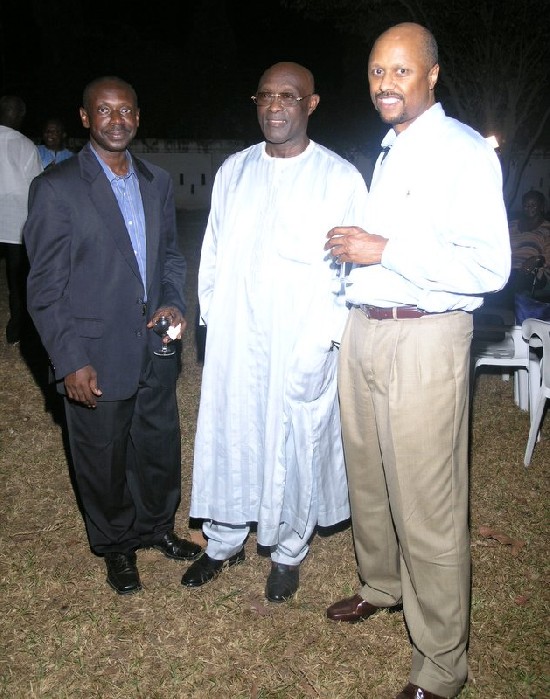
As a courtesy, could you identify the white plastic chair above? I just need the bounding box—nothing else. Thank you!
[471,311,540,416]
[522,319,550,466]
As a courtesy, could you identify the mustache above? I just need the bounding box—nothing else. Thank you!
[376,91,403,99]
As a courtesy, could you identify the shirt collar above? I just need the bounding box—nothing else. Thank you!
[90,144,135,182]
[381,102,444,149]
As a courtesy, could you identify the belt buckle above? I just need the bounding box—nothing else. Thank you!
[362,304,374,319]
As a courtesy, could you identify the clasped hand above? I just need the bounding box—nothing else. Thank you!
[324,226,388,265]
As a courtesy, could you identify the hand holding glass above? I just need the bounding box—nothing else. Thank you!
[153,316,176,356]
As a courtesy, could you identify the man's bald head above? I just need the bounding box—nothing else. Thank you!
[258,62,316,95]
[0,95,26,129]
[82,76,138,113]
[372,22,438,70]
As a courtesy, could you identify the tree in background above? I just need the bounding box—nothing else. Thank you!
[283,0,550,207]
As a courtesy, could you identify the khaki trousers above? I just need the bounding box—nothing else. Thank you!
[338,308,472,698]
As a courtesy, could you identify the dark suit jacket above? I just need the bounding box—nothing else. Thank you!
[24,143,186,400]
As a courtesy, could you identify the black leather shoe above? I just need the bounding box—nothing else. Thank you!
[104,552,142,595]
[181,549,245,587]
[153,530,202,561]
[265,562,300,602]
[396,682,447,699]
[326,594,380,622]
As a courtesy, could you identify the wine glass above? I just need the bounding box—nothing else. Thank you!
[330,256,348,299]
[153,316,176,356]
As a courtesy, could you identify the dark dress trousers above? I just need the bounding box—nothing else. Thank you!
[24,143,186,554]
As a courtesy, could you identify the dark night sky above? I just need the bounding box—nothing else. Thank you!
[0,0,384,154]
[8,1,546,157]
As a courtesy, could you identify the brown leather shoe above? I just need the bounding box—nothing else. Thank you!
[326,594,380,622]
[396,683,447,699]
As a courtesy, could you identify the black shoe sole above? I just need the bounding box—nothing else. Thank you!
[106,578,143,595]
[266,591,297,603]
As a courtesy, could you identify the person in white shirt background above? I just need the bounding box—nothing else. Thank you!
[0,95,43,345]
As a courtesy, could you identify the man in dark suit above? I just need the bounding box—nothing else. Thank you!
[24,76,201,594]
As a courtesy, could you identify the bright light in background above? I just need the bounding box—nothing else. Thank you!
[485,135,499,149]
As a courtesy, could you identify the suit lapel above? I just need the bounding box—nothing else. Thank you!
[80,145,142,285]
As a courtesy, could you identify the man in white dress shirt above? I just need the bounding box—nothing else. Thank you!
[324,24,510,699]
[183,62,369,602]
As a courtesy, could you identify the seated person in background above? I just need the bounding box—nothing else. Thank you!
[484,190,550,308]
[37,118,73,168]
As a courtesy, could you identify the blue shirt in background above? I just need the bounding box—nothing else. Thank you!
[37,145,74,169]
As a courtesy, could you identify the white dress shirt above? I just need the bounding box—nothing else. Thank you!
[0,125,43,244]
[346,103,510,311]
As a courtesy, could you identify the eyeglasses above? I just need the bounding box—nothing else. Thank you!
[250,92,312,108]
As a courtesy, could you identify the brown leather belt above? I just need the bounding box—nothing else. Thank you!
[357,304,437,320]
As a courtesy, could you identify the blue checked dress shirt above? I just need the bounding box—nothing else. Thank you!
[92,146,147,299]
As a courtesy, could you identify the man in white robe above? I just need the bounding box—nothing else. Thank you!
[183,62,369,601]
